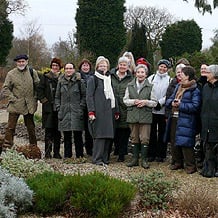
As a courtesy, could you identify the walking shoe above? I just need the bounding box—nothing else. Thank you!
[117,155,125,162]
[45,153,52,159]
[185,168,197,174]
[148,157,155,162]
[53,153,62,159]
[170,164,183,170]
[155,157,164,162]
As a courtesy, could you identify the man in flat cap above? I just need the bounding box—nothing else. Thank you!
[0,54,39,154]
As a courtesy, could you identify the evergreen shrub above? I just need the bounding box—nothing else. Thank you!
[26,171,136,217]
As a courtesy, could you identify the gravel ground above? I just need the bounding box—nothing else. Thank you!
[0,116,218,218]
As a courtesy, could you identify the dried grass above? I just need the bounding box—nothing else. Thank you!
[174,182,218,218]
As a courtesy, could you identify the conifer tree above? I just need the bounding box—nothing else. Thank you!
[127,22,148,61]
[75,0,126,67]
[0,0,13,66]
[160,20,202,59]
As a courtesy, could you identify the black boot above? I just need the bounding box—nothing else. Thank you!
[127,144,139,167]
[53,141,62,159]
[141,144,150,169]
[45,142,52,159]
[53,130,62,159]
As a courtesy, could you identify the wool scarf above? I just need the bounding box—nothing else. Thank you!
[172,80,196,114]
[95,71,115,108]
[175,80,196,100]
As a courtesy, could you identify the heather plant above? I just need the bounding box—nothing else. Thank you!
[0,166,33,218]
[26,171,136,217]
[0,149,53,178]
[26,171,69,214]
[69,171,136,217]
[131,171,178,210]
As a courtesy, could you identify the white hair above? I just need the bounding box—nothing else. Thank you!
[135,64,148,74]
[207,64,218,79]
[176,63,186,72]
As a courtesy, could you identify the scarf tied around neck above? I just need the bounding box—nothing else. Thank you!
[95,71,115,108]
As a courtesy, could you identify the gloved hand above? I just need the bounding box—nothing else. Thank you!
[114,112,120,120]
[154,102,161,111]
[88,112,96,122]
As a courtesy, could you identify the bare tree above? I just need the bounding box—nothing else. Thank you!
[125,6,175,54]
[52,31,79,65]
[0,0,28,15]
[7,20,52,69]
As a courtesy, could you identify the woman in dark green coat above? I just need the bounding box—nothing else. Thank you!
[110,56,133,162]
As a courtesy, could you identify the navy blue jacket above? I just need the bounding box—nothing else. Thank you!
[166,82,201,147]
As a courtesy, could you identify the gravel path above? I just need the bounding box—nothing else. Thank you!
[1,107,218,218]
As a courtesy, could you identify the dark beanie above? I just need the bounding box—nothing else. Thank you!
[14,54,28,61]
[157,59,171,68]
[50,58,62,68]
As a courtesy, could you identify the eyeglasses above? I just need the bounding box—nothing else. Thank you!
[52,64,59,67]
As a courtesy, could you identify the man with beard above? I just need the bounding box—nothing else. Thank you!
[0,54,39,154]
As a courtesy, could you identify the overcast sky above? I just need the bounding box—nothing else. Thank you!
[9,0,218,49]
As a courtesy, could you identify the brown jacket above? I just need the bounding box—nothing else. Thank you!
[3,66,39,115]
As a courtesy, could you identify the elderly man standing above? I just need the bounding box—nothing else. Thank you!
[0,54,39,154]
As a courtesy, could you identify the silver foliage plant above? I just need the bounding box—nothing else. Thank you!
[0,149,53,178]
[0,166,33,218]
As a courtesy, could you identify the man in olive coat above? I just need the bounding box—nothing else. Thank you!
[0,54,39,154]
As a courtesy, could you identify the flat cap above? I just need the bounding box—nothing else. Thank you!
[14,54,28,61]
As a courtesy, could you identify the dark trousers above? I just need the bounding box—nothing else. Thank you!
[83,112,93,155]
[63,131,72,158]
[63,131,84,158]
[148,113,167,159]
[45,128,61,155]
[4,113,37,147]
[92,138,111,164]
[170,117,196,170]
[73,130,84,158]
[170,117,178,165]
[113,127,131,157]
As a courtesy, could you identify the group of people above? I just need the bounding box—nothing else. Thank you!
[0,53,217,178]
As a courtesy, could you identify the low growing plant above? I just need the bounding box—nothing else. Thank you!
[26,171,69,214]
[131,170,178,210]
[175,183,218,218]
[26,171,136,217]
[0,166,33,218]
[69,171,136,217]
[0,149,53,178]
